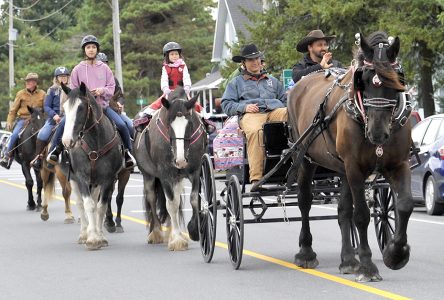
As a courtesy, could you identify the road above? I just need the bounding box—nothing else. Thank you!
[1,163,443,300]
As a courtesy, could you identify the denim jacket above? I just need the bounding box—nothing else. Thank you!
[221,73,286,117]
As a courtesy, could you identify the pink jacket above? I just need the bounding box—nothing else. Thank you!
[70,61,115,108]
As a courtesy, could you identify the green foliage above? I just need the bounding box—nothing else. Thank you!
[0,0,215,119]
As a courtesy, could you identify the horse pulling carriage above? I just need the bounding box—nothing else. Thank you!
[196,32,418,282]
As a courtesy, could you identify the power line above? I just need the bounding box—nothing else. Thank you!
[3,0,75,22]
[12,0,41,10]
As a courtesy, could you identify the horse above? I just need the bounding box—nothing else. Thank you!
[287,31,412,282]
[134,87,207,251]
[60,82,124,250]
[40,149,75,224]
[12,106,45,210]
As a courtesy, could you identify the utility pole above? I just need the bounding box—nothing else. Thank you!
[112,0,123,91]
[8,0,15,99]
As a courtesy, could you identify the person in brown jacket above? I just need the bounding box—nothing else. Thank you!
[0,73,46,169]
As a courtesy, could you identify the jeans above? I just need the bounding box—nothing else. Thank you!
[37,119,56,142]
[104,107,132,151]
[121,112,135,139]
[49,117,65,152]
[7,119,25,153]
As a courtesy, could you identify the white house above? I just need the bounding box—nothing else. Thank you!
[191,0,263,118]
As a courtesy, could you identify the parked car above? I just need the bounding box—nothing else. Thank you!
[411,114,444,215]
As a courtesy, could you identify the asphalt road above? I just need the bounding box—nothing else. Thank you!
[1,163,443,300]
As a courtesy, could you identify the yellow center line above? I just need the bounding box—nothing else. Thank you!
[0,179,411,300]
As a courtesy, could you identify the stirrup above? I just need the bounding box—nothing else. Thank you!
[124,150,137,169]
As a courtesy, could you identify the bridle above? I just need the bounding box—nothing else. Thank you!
[156,111,205,153]
[68,95,120,180]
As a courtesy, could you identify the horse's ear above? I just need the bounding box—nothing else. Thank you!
[61,82,71,95]
[359,33,373,62]
[80,82,87,96]
[161,97,170,109]
[386,36,400,63]
[27,105,34,114]
[185,93,199,110]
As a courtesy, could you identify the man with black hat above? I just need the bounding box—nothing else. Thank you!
[292,29,342,84]
[0,73,45,169]
[221,44,287,189]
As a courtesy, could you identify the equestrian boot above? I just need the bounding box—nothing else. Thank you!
[124,149,136,169]
[0,154,13,170]
[31,139,47,170]
[46,142,64,166]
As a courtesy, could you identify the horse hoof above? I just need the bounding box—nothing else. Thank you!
[100,239,109,247]
[383,242,410,270]
[187,220,199,241]
[86,239,102,250]
[168,234,188,251]
[27,204,36,211]
[64,216,75,224]
[115,226,124,233]
[40,212,49,221]
[104,223,116,233]
[356,273,383,282]
[147,230,164,244]
[339,258,360,274]
[35,205,43,212]
[294,250,319,269]
[78,235,87,244]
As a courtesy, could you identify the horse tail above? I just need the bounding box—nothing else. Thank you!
[42,168,56,203]
[155,178,168,224]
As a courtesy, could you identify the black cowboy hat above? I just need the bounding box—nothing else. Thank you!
[232,44,263,63]
[296,30,336,53]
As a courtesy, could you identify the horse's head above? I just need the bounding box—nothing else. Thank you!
[159,88,202,169]
[61,82,99,148]
[27,105,45,131]
[354,31,405,145]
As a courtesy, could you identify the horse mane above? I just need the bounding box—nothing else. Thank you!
[355,31,405,91]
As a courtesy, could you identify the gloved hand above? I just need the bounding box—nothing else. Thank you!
[184,86,191,94]
[163,88,171,96]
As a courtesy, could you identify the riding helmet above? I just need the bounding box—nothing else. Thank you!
[81,35,100,50]
[54,66,70,77]
[163,42,182,56]
[96,52,108,63]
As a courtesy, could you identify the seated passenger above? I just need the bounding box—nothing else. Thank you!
[221,44,287,190]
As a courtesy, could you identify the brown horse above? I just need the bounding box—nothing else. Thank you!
[287,31,412,282]
[40,149,75,224]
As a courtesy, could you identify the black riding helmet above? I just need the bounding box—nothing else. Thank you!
[163,41,182,57]
[96,52,108,63]
[54,66,70,77]
[81,35,100,52]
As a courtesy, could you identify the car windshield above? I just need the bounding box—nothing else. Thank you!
[422,118,442,146]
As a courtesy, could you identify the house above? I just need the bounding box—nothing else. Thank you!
[191,0,264,119]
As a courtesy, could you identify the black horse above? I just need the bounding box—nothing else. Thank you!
[134,87,207,250]
[287,31,412,281]
[61,82,124,250]
[13,106,45,210]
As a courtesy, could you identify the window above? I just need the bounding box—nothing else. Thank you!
[422,118,442,146]
[412,119,430,146]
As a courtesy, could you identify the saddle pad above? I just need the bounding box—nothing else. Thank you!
[213,116,244,171]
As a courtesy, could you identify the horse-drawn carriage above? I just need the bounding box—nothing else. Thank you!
[196,31,418,282]
[197,119,406,269]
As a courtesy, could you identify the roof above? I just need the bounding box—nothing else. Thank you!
[190,71,223,91]
[226,0,262,40]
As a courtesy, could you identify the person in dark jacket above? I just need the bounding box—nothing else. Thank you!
[292,29,342,84]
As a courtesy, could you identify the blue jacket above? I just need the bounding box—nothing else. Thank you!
[44,86,63,124]
[221,73,286,117]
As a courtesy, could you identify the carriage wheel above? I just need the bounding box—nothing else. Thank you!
[372,184,397,253]
[225,175,244,270]
[198,154,218,263]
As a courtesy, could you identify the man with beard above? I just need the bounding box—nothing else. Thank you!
[292,29,342,84]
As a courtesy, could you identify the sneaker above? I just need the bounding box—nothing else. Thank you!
[124,150,137,169]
